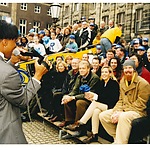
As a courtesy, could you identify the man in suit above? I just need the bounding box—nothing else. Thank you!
[0,20,48,144]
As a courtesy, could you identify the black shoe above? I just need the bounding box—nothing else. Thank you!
[83,134,98,144]
[72,130,87,137]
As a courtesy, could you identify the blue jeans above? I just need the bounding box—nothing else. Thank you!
[100,38,112,57]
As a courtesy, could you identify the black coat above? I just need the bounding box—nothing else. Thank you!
[97,79,120,109]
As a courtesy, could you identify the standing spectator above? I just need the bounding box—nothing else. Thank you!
[88,23,97,46]
[46,32,62,54]
[32,36,46,56]
[99,59,150,144]
[56,26,63,42]
[65,35,78,53]
[61,27,71,51]
[78,22,91,50]
[129,52,150,84]
[0,20,48,144]
[136,46,149,71]
[108,57,123,82]
[100,24,122,57]
[115,45,127,65]
[67,66,120,143]
[142,38,149,51]
[132,39,141,53]
[61,60,100,136]
[88,17,98,33]
[38,30,45,44]
[108,20,114,29]
[99,21,108,36]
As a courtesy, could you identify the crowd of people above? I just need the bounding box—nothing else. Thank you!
[0,17,150,144]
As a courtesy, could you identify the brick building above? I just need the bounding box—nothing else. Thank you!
[0,3,52,36]
[59,3,150,42]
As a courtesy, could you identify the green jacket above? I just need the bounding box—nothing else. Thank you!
[69,71,100,100]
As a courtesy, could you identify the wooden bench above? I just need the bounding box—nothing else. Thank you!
[37,112,111,144]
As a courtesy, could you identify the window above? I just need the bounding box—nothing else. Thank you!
[47,8,51,16]
[102,15,109,25]
[20,3,27,10]
[135,9,143,32]
[117,12,125,33]
[47,24,51,30]
[0,3,7,6]
[65,6,69,16]
[73,3,79,12]
[34,5,41,13]
[19,19,27,36]
[90,3,96,10]
[33,21,40,33]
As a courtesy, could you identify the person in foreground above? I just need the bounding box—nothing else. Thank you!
[99,59,150,144]
[68,66,120,144]
[0,20,48,144]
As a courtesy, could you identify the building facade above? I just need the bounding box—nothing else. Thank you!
[59,3,150,42]
[0,3,52,36]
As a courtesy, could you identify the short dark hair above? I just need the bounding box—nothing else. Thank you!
[0,20,18,40]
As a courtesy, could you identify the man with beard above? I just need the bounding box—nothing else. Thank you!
[99,59,150,144]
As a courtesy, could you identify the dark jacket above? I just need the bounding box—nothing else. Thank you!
[69,71,100,100]
[97,79,120,109]
[62,69,79,95]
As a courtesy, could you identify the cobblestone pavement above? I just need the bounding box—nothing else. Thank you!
[22,119,82,144]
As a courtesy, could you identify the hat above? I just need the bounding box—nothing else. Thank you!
[133,40,139,44]
[69,35,75,39]
[29,28,34,33]
[96,45,102,50]
[115,44,123,49]
[143,37,149,42]
[123,59,136,70]
[112,43,117,47]
[88,17,95,20]
[90,23,95,26]
[38,30,45,35]
[137,46,145,51]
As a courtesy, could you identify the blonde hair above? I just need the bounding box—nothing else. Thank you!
[56,61,68,72]
[100,66,117,81]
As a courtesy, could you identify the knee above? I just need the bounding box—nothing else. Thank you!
[99,111,105,121]
[93,108,101,116]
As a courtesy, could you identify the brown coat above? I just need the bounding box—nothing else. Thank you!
[113,73,150,116]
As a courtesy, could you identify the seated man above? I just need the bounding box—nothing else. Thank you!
[99,59,150,144]
[61,60,100,136]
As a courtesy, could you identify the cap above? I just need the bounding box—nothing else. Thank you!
[133,40,139,44]
[38,30,45,35]
[115,44,123,49]
[96,45,102,50]
[123,59,136,70]
[137,46,145,51]
[88,17,95,20]
[69,34,75,39]
[90,23,95,26]
[142,37,149,42]
[29,28,34,33]
[112,43,117,47]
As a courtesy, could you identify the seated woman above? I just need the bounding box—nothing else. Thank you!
[108,57,123,82]
[49,61,68,122]
[67,66,120,143]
